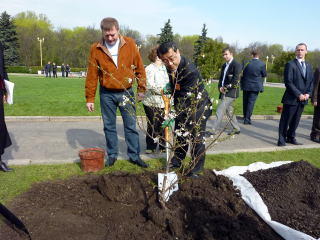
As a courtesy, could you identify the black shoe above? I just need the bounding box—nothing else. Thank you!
[106,157,117,166]
[277,141,286,147]
[0,162,13,172]
[129,158,149,168]
[286,138,302,145]
[243,121,251,125]
[186,172,200,178]
[311,137,320,143]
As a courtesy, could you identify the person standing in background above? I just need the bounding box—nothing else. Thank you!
[65,64,70,77]
[277,43,313,146]
[45,61,52,77]
[211,47,242,135]
[142,47,169,154]
[61,63,66,77]
[0,42,13,172]
[310,67,320,143]
[241,50,267,125]
[52,62,58,78]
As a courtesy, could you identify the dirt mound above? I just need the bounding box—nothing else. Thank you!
[0,170,281,240]
[243,160,320,239]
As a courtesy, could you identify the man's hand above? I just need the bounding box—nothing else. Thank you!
[86,103,94,112]
[219,87,226,94]
[137,92,145,102]
[304,94,310,100]
[3,93,7,103]
[313,101,318,107]
[299,94,306,101]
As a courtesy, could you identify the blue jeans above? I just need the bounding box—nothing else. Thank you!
[100,87,140,161]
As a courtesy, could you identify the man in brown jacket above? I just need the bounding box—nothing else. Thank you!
[85,17,148,168]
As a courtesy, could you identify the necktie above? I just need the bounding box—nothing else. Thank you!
[301,61,306,77]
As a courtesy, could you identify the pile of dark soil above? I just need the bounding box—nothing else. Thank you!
[243,160,320,239]
[0,170,281,240]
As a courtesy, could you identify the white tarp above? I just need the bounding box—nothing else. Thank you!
[214,161,319,240]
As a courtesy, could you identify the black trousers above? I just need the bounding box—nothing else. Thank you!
[243,91,259,123]
[311,106,320,139]
[143,104,165,151]
[172,96,212,174]
[0,90,12,155]
[278,103,304,144]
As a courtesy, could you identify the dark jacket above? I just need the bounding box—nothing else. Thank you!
[45,63,52,72]
[312,68,320,104]
[218,59,242,98]
[168,56,210,108]
[0,42,8,90]
[281,59,313,105]
[241,58,266,92]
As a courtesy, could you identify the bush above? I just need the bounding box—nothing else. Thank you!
[266,72,282,83]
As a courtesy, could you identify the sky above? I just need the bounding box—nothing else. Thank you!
[1,0,319,51]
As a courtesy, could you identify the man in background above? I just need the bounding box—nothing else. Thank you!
[240,50,267,125]
[211,47,242,135]
[277,43,313,146]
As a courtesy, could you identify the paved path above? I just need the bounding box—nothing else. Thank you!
[3,115,319,165]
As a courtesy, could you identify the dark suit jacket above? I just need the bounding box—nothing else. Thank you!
[281,59,313,105]
[312,68,320,104]
[241,58,266,92]
[0,42,8,90]
[218,59,242,98]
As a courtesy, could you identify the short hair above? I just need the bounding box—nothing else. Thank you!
[148,47,158,63]
[222,47,233,54]
[157,42,178,57]
[251,50,259,57]
[296,43,307,50]
[100,17,119,31]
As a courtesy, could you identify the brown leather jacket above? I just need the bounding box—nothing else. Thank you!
[85,35,146,103]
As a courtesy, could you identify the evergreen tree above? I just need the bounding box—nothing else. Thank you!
[157,19,174,44]
[193,24,207,66]
[0,11,19,65]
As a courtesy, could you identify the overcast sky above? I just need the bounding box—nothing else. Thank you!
[1,0,319,50]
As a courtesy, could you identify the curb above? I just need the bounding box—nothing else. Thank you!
[5,115,314,122]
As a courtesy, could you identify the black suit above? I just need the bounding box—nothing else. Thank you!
[241,58,267,124]
[0,42,12,156]
[278,59,313,145]
[218,60,242,99]
[168,56,212,175]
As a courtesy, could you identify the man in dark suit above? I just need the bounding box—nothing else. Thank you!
[310,68,320,143]
[157,41,212,177]
[277,43,313,146]
[44,61,51,77]
[212,47,242,134]
[241,50,267,124]
[0,42,13,172]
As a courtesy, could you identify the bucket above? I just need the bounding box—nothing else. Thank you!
[79,148,105,172]
[277,105,283,113]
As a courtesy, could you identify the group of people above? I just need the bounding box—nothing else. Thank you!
[1,17,320,176]
[84,17,320,177]
[44,62,70,78]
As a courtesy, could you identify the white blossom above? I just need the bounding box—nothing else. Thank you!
[127,78,133,84]
[153,137,159,143]
[182,131,190,137]
[210,106,213,110]
[187,92,192,96]
[197,92,202,99]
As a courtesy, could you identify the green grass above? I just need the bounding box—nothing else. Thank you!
[4,75,314,116]
[1,148,319,204]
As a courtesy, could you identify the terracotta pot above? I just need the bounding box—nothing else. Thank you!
[277,105,283,113]
[79,148,105,172]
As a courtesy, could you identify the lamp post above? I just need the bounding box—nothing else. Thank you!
[264,55,269,84]
[37,37,44,67]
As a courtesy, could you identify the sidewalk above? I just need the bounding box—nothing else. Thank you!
[3,116,319,165]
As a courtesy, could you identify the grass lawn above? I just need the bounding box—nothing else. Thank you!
[1,148,319,204]
[4,75,314,116]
